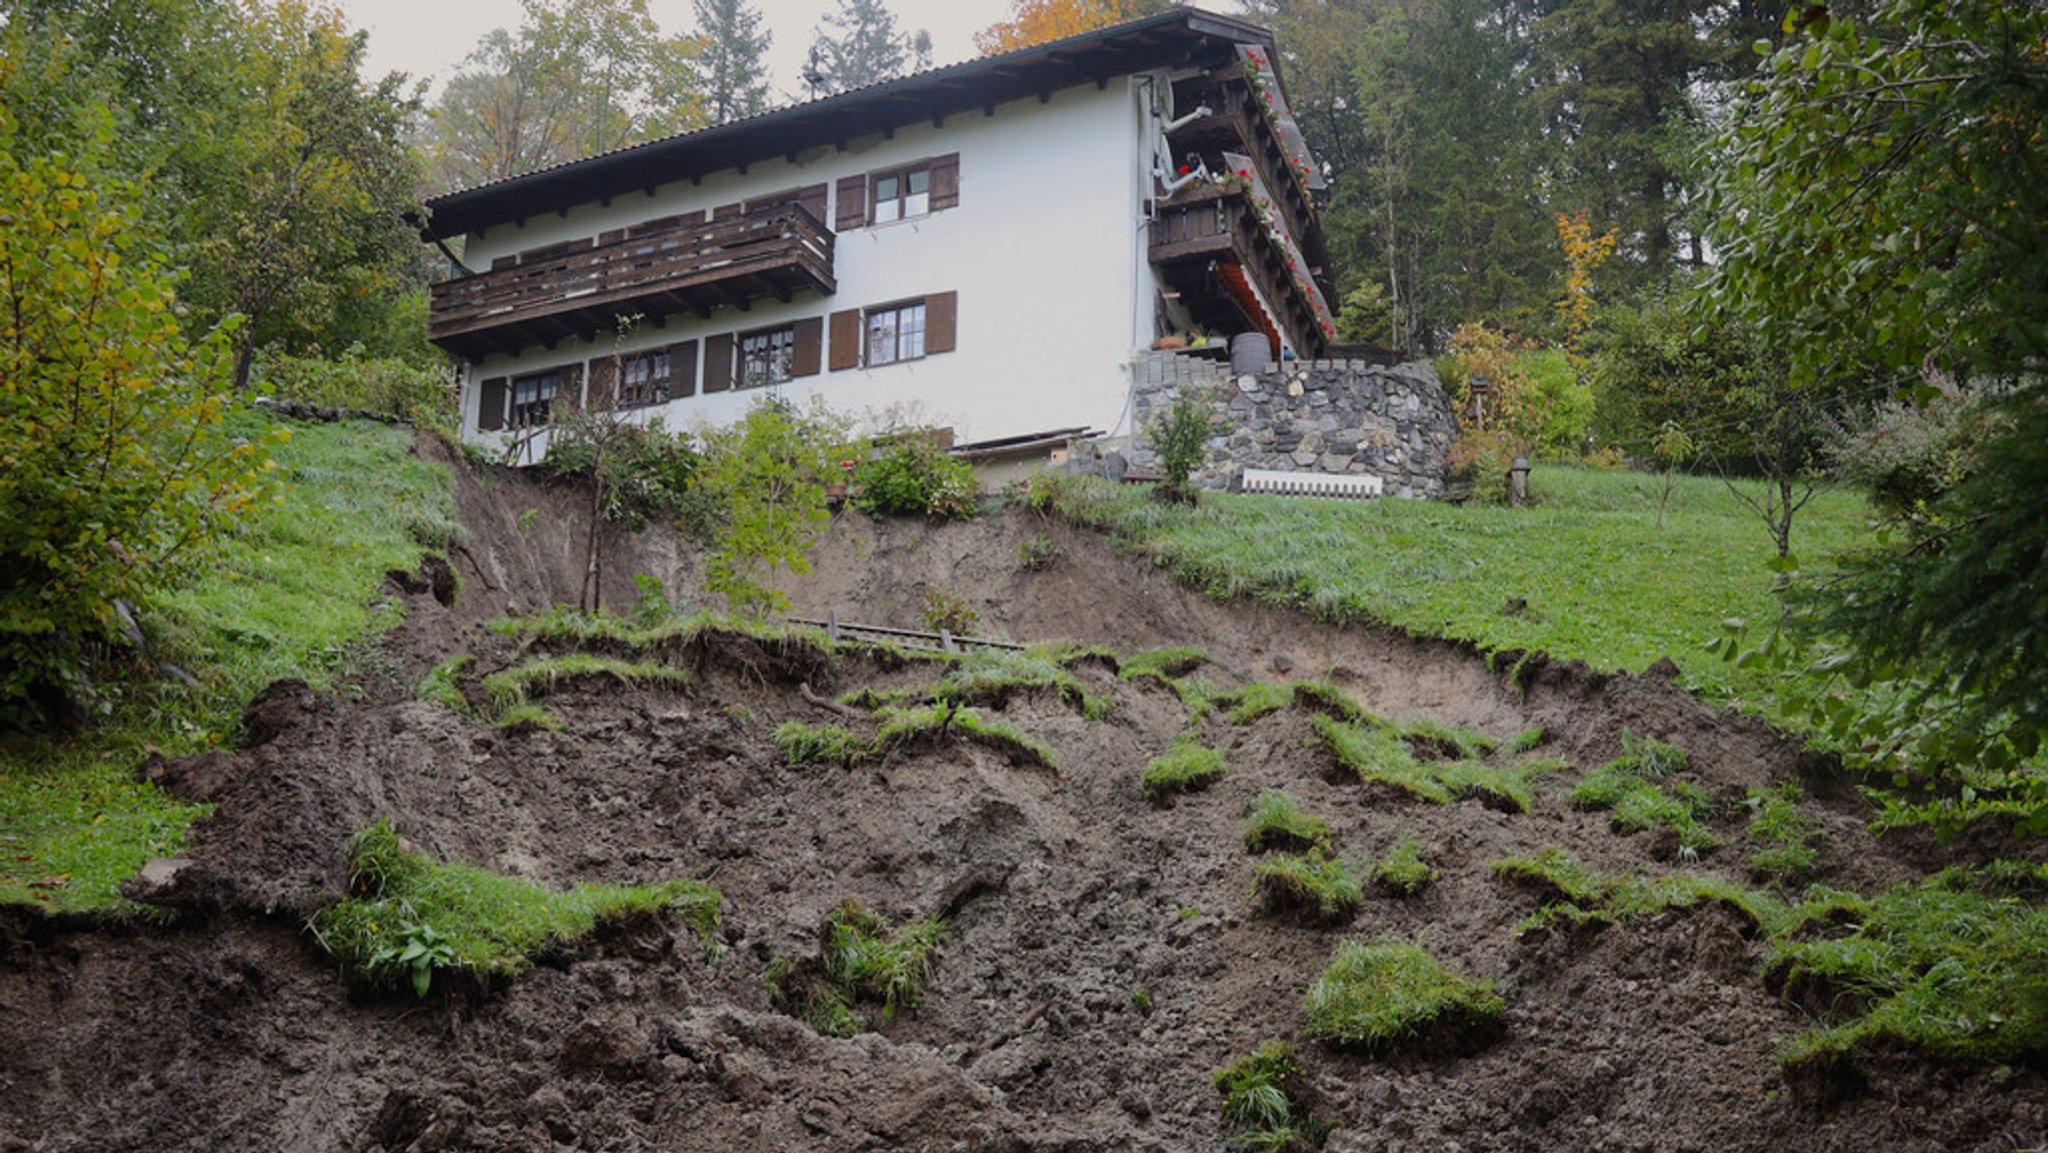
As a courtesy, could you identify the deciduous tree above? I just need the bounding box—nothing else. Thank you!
[973,0,1169,55]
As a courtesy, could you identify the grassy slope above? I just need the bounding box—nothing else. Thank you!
[0,415,455,914]
[1038,466,1871,706]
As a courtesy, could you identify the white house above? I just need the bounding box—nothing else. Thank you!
[419,7,1336,458]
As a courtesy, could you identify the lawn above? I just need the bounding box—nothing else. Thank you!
[0,414,456,914]
[1035,465,1873,707]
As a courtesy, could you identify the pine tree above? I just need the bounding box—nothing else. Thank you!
[692,0,772,122]
[808,0,929,94]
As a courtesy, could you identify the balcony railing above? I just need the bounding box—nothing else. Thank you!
[429,202,836,359]
[1148,184,1325,355]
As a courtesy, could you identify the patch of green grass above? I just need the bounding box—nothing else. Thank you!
[1370,837,1439,896]
[1029,640,1121,670]
[1609,729,1690,776]
[1291,679,1371,723]
[931,649,1109,720]
[1142,734,1226,800]
[1746,782,1822,879]
[415,655,474,715]
[1242,789,1332,853]
[1314,713,1448,801]
[1212,1039,1328,1151]
[1215,680,1295,725]
[313,819,720,997]
[1253,848,1364,923]
[496,704,565,733]
[1438,758,1561,814]
[1504,726,1548,755]
[875,703,1060,771]
[1398,715,1497,761]
[1764,869,2048,1068]
[480,655,692,718]
[1029,468,1873,707]
[1302,937,1504,1052]
[1120,645,1211,683]
[774,722,874,768]
[1311,713,1551,810]
[2,416,453,915]
[1572,745,1719,850]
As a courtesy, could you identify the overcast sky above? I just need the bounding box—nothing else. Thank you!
[333,0,1024,105]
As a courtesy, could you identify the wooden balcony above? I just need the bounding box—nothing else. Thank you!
[1149,184,1327,356]
[429,202,836,360]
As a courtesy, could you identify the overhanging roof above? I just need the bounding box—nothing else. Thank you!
[421,7,1279,239]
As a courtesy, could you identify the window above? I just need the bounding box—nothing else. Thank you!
[740,326,795,389]
[871,166,930,224]
[510,369,560,427]
[619,350,671,407]
[865,301,927,366]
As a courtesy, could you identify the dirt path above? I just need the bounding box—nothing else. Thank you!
[2,452,2040,1153]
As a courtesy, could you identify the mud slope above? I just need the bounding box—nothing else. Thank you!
[3,455,2042,1153]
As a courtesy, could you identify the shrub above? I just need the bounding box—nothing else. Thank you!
[851,431,978,520]
[919,586,979,635]
[252,346,452,425]
[1302,938,1503,1051]
[543,416,711,533]
[1016,533,1063,571]
[1150,391,1214,501]
[1142,734,1226,799]
[1242,790,1332,854]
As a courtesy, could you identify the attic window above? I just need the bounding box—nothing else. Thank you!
[872,166,930,224]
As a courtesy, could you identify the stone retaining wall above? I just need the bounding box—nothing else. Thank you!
[1118,350,1458,499]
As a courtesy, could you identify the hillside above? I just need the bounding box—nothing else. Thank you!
[2,431,2042,1153]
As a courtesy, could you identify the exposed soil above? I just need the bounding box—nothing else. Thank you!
[3,440,2044,1153]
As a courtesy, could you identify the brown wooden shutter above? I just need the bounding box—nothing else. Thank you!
[668,340,698,398]
[703,333,735,393]
[585,357,618,409]
[828,309,861,371]
[477,376,508,431]
[797,183,828,225]
[930,153,961,211]
[559,363,583,420]
[490,255,518,271]
[835,174,867,230]
[598,228,625,245]
[791,317,823,378]
[713,201,742,221]
[925,291,958,354]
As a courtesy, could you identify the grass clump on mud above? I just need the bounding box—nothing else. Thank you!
[766,899,947,1037]
[1765,869,2048,1070]
[1254,849,1364,924]
[1571,732,1718,851]
[3,417,452,915]
[1242,789,1332,853]
[775,722,873,769]
[1213,1040,1331,1151]
[1303,937,1504,1053]
[1311,713,1554,812]
[314,820,720,998]
[1120,645,1210,684]
[878,704,1060,770]
[932,649,1110,719]
[1489,846,1769,936]
[480,655,692,719]
[1745,782,1822,880]
[1142,734,1226,800]
[1369,837,1439,897]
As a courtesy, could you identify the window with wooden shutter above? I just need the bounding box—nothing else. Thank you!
[668,340,698,398]
[791,317,823,377]
[704,333,736,393]
[929,154,960,211]
[477,376,508,431]
[829,310,861,371]
[926,291,959,354]
[834,175,866,231]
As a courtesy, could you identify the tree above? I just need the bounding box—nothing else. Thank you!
[692,0,774,123]
[0,40,276,724]
[807,0,930,94]
[973,0,1169,55]
[424,0,707,190]
[1703,0,2048,790]
[696,399,852,618]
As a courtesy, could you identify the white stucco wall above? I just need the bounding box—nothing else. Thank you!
[458,77,1161,450]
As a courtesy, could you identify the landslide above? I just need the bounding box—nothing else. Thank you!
[2,440,2041,1153]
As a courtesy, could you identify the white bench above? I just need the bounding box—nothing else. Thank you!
[1239,468,1383,499]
